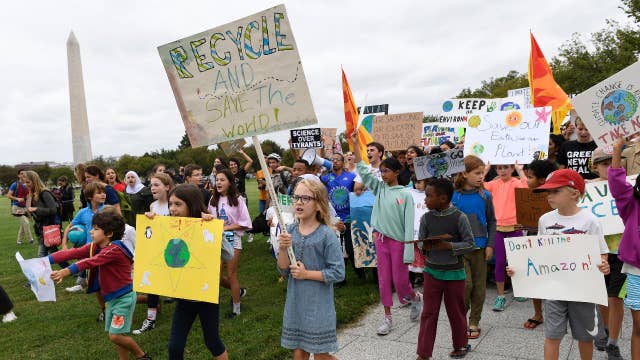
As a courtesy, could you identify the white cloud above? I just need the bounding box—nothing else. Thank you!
[0,0,631,164]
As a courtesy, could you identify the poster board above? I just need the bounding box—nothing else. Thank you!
[349,191,377,268]
[158,4,317,147]
[321,128,338,157]
[133,215,224,303]
[421,123,465,147]
[290,128,322,149]
[572,61,640,147]
[413,148,465,180]
[15,252,56,302]
[515,188,553,228]
[463,106,551,164]
[218,138,246,156]
[370,112,423,151]
[508,87,532,109]
[579,174,637,235]
[505,235,607,305]
[438,96,526,125]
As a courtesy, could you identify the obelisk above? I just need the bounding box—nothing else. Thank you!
[67,31,93,164]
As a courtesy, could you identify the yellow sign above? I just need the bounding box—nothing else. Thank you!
[133,215,223,303]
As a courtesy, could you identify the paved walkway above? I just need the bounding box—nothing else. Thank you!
[333,285,633,359]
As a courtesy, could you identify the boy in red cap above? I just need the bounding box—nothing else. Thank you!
[509,168,610,360]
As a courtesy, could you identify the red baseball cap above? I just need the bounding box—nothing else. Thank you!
[533,169,585,194]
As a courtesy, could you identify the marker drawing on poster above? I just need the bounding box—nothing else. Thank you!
[413,148,465,180]
[15,252,56,302]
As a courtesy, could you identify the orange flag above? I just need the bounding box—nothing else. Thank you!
[528,32,573,134]
[342,69,372,163]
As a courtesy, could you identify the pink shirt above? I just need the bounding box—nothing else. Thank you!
[208,195,252,235]
[484,177,527,226]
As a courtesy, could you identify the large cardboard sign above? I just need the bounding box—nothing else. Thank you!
[290,128,322,149]
[320,128,338,157]
[158,4,317,147]
[515,188,553,228]
[579,175,637,235]
[133,215,224,303]
[350,192,377,268]
[572,61,640,147]
[218,138,246,156]
[463,107,551,164]
[413,148,465,180]
[15,252,56,302]
[421,123,465,147]
[438,96,526,125]
[505,234,607,305]
[370,112,423,151]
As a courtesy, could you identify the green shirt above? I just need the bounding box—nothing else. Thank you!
[424,267,466,281]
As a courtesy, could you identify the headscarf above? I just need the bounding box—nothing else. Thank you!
[125,171,145,194]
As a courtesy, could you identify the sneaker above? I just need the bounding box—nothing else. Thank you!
[16,240,23,245]
[65,284,84,293]
[2,311,17,323]
[29,239,34,244]
[514,297,528,302]
[247,233,254,243]
[410,293,422,321]
[240,288,247,298]
[606,344,623,360]
[97,310,105,322]
[136,353,152,360]
[492,296,506,312]
[133,319,156,335]
[376,317,393,336]
[595,336,608,352]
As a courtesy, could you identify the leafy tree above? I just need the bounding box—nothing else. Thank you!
[457,70,529,98]
[0,165,18,189]
[178,132,191,150]
[49,166,76,186]
[33,163,52,184]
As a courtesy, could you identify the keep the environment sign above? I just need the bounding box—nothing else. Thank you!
[158,4,317,147]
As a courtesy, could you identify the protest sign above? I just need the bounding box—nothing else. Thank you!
[290,128,322,149]
[421,123,465,147]
[572,61,640,147]
[463,106,551,164]
[579,174,637,235]
[508,87,532,109]
[515,188,553,228]
[15,252,55,302]
[133,215,224,303]
[350,191,377,268]
[438,96,526,125]
[320,128,337,157]
[218,138,246,156]
[505,234,607,305]
[370,112,423,151]
[158,4,317,147]
[413,148,465,180]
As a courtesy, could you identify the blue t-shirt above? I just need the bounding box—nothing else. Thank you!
[105,185,119,205]
[71,204,104,244]
[321,171,356,222]
[452,190,490,248]
[9,181,28,206]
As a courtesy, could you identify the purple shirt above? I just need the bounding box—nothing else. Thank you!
[208,195,252,235]
[608,167,640,268]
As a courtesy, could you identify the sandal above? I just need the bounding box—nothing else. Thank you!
[523,318,543,329]
[467,327,481,339]
[449,344,471,358]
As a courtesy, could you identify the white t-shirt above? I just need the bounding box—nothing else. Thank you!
[122,224,136,254]
[150,200,169,216]
[354,164,382,183]
[537,209,609,254]
[410,189,428,240]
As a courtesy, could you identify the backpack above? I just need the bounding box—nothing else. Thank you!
[115,191,135,225]
[48,189,64,218]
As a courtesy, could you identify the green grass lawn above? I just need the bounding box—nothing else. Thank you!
[0,180,378,359]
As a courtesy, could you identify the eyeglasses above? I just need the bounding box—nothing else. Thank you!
[292,195,315,204]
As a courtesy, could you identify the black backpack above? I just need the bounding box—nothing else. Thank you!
[48,188,64,218]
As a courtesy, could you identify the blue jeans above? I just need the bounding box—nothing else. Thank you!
[168,300,225,359]
[259,199,266,214]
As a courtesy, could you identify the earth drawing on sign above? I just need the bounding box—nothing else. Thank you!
[601,90,638,126]
[427,156,449,177]
[164,239,190,268]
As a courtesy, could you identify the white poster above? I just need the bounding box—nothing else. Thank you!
[508,87,532,109]
[505,235,607,305]
[15,252,56,302]
[579,174,637,235]
[438,96,526,125]
[572,61,640,148]
[463,107,551,164]
[158,4,317,146]
[413,148,465,180]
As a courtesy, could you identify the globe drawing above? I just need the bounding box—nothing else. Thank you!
[164,239,190,268]
[427,156,449,177]
[601,90,638,126]
[442,100,453,112]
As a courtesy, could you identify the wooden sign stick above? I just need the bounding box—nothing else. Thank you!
[406,234,453,243]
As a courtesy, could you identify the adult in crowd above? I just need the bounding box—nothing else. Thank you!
[547,134,566,167]
[353,141,385,193]
[184,163,211,207]
[267,153,292,195]
[176,166,185,184]
[83,165,121,213]
[561,118,576,141]
[7,169,34,245]
[145,163,166,186]
[105,168,126,192]
[57,176,75,223]
[124,171,153,227]
[557,117,598,180]
[344,151,356,173]
[321,152,364,283]
[228,150,253,200]
[399,145,426,187]
[24,170,60,257]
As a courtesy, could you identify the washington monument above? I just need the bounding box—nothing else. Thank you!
[67,31,93,164]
